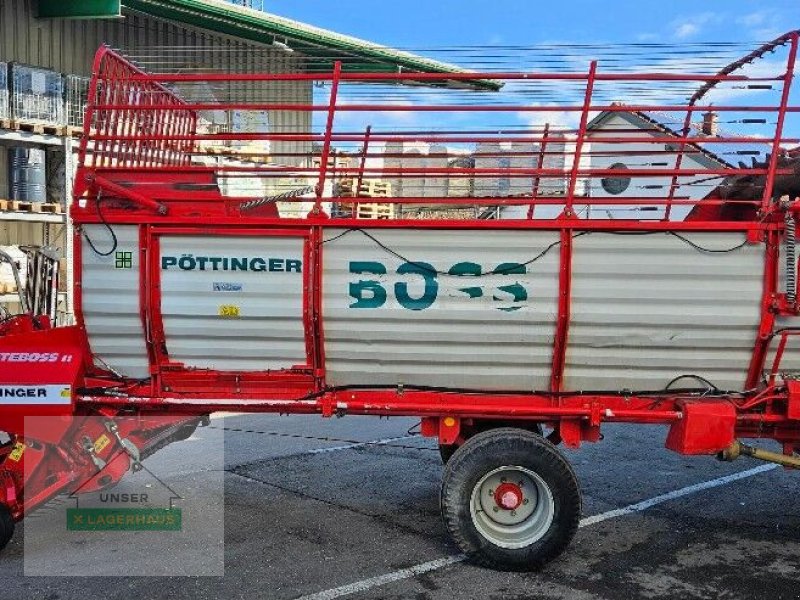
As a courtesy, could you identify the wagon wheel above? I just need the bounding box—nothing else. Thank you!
[439,421,544,464]
[0,505,15,552]
[441,427,580,571]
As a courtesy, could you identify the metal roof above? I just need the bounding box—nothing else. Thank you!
[119,0,501,91]
[587,109,735,169]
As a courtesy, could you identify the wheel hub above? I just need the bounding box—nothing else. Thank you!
[494,482,523,510]
[469,465,555,549]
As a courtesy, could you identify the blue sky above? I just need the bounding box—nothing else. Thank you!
[266,1,798,48]
[263,1,799,148]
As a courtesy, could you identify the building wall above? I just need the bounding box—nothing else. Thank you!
[497,114,725,221]
[584,113,723,220]
[0,0,313,172]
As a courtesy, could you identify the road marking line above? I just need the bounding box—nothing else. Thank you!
[305,435,420,455]
[296,462,778,600]
[578,462,777,527]
[297,556,467,600]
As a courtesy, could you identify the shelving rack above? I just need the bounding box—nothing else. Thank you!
[0,127,74,323]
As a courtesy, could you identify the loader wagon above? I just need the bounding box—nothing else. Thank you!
[1,32,799,570]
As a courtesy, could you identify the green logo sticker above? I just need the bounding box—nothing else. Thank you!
[67,508,182,531]
[115,251,133,269]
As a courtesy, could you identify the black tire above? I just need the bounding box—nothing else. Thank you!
[0,505,14,553]
[440,427,581,571]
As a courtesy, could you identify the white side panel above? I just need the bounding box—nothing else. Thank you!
[566,233,763,391]
[81,225,149,378]
[159,235,306,371]
[323,229,560,390]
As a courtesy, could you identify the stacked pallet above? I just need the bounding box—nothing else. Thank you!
[336,178,395,219]
[0,118,66,136]
[312,155,352,171]
[337,178,392,198]
[0,199,63,214]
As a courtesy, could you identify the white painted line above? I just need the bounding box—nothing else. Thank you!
[298,556,467,600]
[578,463,777,527]
[296,462,779,600]
[305,435,420,456]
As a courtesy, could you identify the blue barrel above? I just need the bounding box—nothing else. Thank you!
[8,147,46,203]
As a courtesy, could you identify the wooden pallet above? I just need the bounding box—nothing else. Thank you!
[338,201,395,220]
[312,156,352,170]
[0,200,63,214]
[338,178,392,198]
[0,120,66,136]
[0,282,19,294]
[357,202,395,220]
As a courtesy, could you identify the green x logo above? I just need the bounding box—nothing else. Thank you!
[115,251,133,269]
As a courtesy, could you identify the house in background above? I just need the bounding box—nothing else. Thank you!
[491,107,740,221]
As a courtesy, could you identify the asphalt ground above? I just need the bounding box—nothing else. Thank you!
[1,413,799,599]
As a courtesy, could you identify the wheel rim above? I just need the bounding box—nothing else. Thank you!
[469,465,554,549]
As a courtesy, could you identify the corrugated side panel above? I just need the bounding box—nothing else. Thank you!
[81,225,150,378]
[322,229,560,391]
[159,235,306,371]
[565,232,763,391]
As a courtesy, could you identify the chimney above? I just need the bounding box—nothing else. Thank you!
[701,111,719,137]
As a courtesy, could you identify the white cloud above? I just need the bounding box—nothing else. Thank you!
[753,27,783,41]
[737,11,767,27]
[674,22,700,39]
[701,58,786,104]
[733,10,784,41]
[516,103,583,134]
[670,12,718,39]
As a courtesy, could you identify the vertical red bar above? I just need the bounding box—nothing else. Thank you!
[769,331,790,386]
[77,47,108,171]
[119,68,135,168]
[314,61,342,215]
[527,122,550,219]
[356,124,372,196]
[664,105,696,222]
[565,61,597,215]
[550,228,574,392]
[762,31,798,209]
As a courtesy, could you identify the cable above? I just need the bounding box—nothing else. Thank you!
[321,228,584,276]
[81,197,118,257]
[664,374,720,393]
[665,231,748,253]
[321,227,750,277]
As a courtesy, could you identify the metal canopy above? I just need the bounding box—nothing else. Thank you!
[40,0,500,91]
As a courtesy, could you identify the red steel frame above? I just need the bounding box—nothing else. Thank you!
[2,34,800,524]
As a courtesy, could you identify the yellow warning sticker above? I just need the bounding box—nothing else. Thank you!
[8,442,25,462]
[94,434,111,454]
[218,304,240,318]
